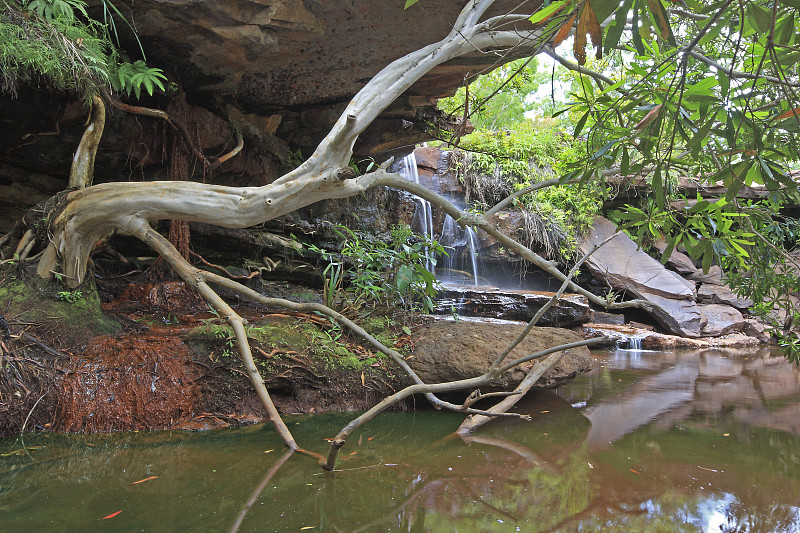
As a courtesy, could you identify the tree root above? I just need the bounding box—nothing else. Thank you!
[132,220,298,450]
[67,94,105,189]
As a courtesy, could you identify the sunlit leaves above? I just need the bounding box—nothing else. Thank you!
[529,0,570,25]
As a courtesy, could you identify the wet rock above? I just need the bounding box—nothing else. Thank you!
[434,287,592,326]
[579,323,764,349]
[697,283,753,310]
[410,321,592,391]
[413,146,447,171]
[699,304,747,337]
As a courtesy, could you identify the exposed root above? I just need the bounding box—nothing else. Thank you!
[104,89,212,170]
[67,94,105,189]
[131,219,298,450]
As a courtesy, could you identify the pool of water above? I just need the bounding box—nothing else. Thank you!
[2,347,800,532]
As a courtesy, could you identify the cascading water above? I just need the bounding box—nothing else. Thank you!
[399,153,481,285]
[465,227,479,287]
[400,153,436,273]
[618,334,645,351]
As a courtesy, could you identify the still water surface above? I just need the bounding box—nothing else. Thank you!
[2,347,800,532]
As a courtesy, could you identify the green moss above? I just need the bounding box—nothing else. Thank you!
[185,316,401,374]
[0,273,120,339]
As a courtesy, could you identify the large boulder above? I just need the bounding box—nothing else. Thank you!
[579,217,704,336]
[579,217,696,301]
[409,321,592,391]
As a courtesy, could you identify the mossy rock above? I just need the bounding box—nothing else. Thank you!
[185,315,400,374]
[0,270,120,345]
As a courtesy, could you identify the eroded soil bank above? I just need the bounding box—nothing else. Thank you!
[1,268,597,437]
[0,271,408,436]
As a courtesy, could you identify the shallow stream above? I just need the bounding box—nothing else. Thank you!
[2,347,799,532]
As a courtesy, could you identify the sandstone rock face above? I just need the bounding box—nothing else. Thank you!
[410,321,592,391]
[1,3,542,231]
[434,288,592,326]
[698,283,753,310]
[580,217,696,301]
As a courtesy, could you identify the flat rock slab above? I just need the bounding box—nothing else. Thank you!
[699,304,747,337]
[579,217,696,300]
[410,321,592,391]
[698,283,753,310]
[434,287,592,326]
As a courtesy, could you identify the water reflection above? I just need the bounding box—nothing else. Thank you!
[1,348,800,532]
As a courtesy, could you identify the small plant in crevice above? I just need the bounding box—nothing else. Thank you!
[56,289,82,303]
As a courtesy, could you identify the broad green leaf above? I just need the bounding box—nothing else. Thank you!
[574,110,591,136]
[747,3,772,33]
[403,0,419,9]
[396,264,413,292]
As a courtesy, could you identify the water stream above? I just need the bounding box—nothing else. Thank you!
[2,347,799,531]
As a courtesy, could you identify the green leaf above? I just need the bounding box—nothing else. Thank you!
[604,0,634,54]
[529,0,568,24]
[396,264,413,293]
[631,0,645,55]
[574,110,591,136]
[591,139,617,160]
[777,12,796,46]
[403,0,419,8]
[747,3,772,33]
[402,325,412,335]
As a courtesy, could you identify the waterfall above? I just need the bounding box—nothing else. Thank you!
[465,226,479,287]
[618,334,645,351]
[398,150,481,287]
[400,153,436,273]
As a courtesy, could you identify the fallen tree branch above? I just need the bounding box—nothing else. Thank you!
[132,220,298,450]
[322,336,608,470]
[457,230,619,434]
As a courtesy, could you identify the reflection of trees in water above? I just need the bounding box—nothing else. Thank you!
[721,499,800,533]
[4,395,800,532]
